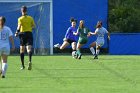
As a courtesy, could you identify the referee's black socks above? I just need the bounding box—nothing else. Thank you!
[20,53,25,67]
[28,51,32,63]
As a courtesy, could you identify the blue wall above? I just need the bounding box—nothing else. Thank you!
[0,0,108,48]
[53,0,108,48]
[109,33,140,55]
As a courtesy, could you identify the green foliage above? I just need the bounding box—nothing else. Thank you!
[109,0,140,33]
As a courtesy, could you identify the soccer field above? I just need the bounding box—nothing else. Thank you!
[0,55,140,93]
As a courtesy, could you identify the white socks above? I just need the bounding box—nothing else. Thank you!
[90,47,100,56]
[90,47,95,55]
[2,62,8,76]
[96,49,100,55]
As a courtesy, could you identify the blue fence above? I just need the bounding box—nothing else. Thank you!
[109,33,140,55]
[53,0,108,48]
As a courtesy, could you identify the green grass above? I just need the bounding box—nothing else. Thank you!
[0,55,140,93]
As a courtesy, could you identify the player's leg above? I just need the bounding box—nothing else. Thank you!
[20,46,25,69]
[94,44,101,59]
[76,42,84,59]
[19,33,26,69]
[60,41,70,50]
[96,45,101,56]
[71,41,78,58]
[26,45,32,70]
[1,54,8,78]
[71,42,76,51]
[95,40,104,59]
[90,42,96,56]
[26,32,33,70]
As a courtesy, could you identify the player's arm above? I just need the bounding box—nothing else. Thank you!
[9,29,15,51]
[64,28,71,41]
[9,36,15,51]
[87,29,92,37]
[89,29,98,35]
[15,18,21,37]
[107,30,110,40]
[73,28,79,36]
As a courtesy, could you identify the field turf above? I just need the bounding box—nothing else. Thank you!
[0,55,140,93]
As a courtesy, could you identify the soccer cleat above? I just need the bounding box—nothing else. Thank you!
[1,75,5,78]
[28,62,32,70]
[94,55,98,59]
[20,66,25,70]
[78,54,82,59]
[54,43,61,48]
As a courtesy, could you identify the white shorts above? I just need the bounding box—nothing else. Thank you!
[0,47,10,55]
[96,39,104,47]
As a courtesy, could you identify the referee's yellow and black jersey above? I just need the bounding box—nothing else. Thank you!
[18,15,35,32]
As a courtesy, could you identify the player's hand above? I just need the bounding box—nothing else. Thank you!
[73,32,78,36]
[87,34,91,37]
[108,36,110,40]
[15,32,19,37]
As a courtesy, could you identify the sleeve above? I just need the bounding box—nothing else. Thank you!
[18,18,22,25]
[95,28,98,33]
[104,28,108,33]
[8,28,13,37]
[77,27,80,33]
[65,27,71,38]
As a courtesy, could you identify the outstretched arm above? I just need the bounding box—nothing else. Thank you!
[89,31,97,35]
[73,29,79,36]
[107,32,110,40]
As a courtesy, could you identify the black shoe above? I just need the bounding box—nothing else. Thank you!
[1,75,5,78]
[21,66,25,70]
[78,54,82,59]
[28,62,32,70]
[94,55,98,59]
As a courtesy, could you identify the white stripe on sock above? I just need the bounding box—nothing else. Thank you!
[90,47,95,55]
[2,63,8,76]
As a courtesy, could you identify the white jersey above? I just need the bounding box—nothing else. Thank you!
[95,27,108,46]
[0,26,13,48]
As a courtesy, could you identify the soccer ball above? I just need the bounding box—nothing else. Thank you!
[72,51,77,58]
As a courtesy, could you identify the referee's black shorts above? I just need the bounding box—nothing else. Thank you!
[19,32,33,46]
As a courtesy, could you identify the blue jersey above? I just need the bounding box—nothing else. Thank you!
[65,26,76,41]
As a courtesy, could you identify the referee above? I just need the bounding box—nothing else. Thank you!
[15,6,35,70]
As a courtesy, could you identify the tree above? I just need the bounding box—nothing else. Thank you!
[109,0,140,33]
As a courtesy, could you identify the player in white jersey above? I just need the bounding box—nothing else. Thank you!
[89,21,110,59]
[0,16,15,78]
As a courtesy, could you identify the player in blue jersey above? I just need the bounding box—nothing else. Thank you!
[54,18,77,57]
[89,21,110,59]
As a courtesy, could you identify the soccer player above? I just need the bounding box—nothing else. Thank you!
[15,6,35,70]
[54,18,77,56]
[0,16,15,78]
[74,20,91,59]
[89,21,110,59]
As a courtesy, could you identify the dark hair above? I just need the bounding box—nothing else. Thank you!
[0,16,6,24]
[21,6,27,12]
[70,17,77,23]
[96,21,102,28]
